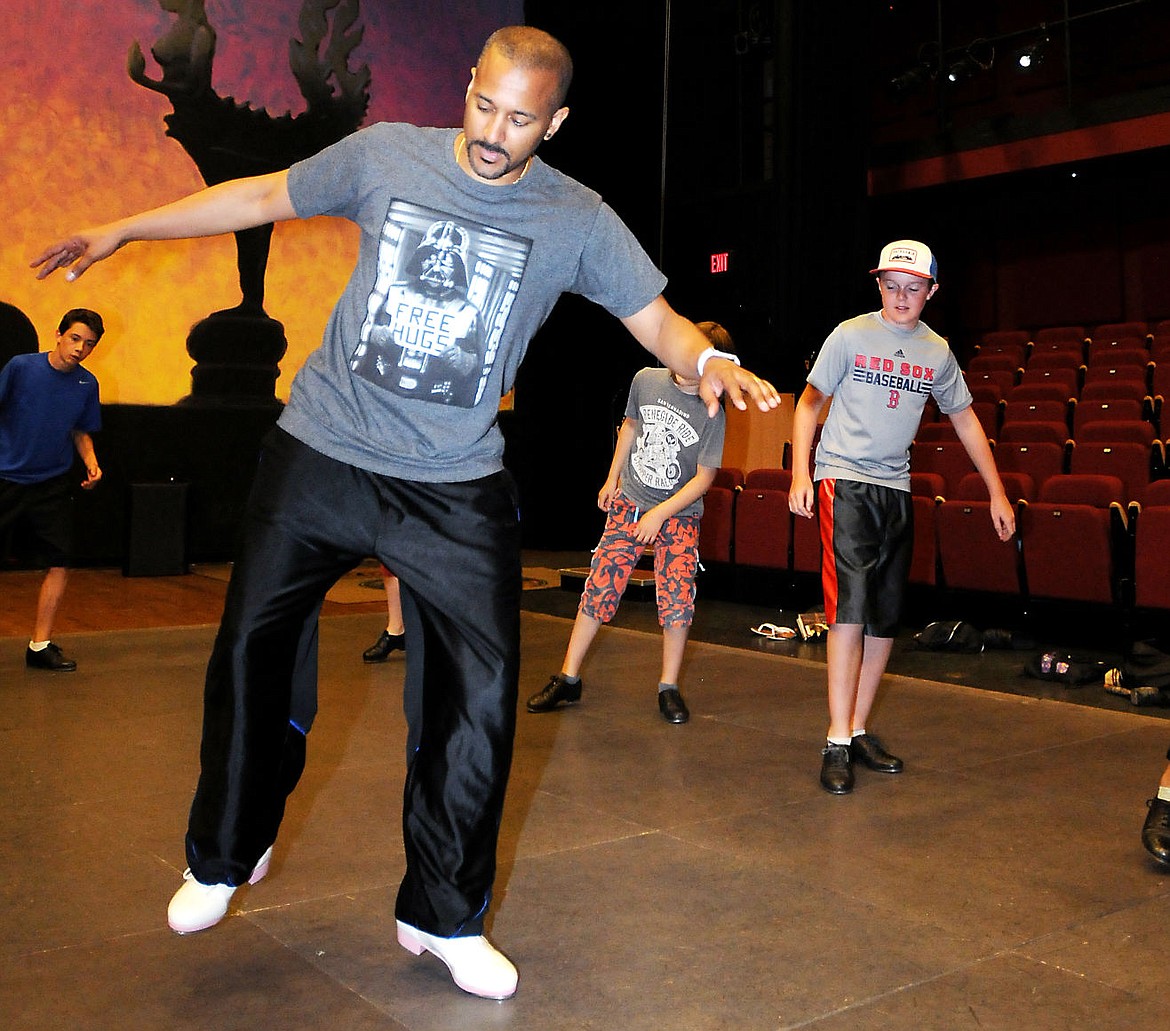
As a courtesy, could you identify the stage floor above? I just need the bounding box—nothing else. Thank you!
[3,562,1170,1029]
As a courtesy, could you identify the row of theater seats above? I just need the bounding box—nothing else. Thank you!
[964,322,1170,437]
[698,466,1170,611]
[911,435,1167,507]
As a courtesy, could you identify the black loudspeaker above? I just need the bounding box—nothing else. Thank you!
[123,482,189,577]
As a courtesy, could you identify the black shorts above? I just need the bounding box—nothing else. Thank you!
[0,473,75,567]
[817,478,912,638]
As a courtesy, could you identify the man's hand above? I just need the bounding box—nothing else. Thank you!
[80,465,102,490]
[699,358,782,418]
[31,226,125,282]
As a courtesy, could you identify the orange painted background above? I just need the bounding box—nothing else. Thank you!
[1,0,520,403]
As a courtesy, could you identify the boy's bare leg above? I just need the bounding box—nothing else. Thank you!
[657,623,691,723]
[825,623,865,740]
[562,612,602,678]
[383,573,405,635]
[660,624,689,686]
[527,610,599,713]
[851,634,894,732]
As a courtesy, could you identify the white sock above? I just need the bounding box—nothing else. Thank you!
[827,736,851,746]
[851,728,866,738]
[29,640,49,652]
[1158,785,1170,802]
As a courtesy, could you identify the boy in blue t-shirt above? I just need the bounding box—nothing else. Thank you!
[0,308,104,672]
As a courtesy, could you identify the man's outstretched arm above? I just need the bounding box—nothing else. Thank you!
[31,171,296,282]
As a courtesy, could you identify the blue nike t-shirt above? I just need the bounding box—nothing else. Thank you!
[0,352,101,483]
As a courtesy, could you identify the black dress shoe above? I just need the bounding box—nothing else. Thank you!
[526,674,582,713]
[1142,797,1170,866]
[850,733,904,773]
[363,630,405,663]
[658,687,689,724]
[820,744,854,794]
[26,643,76,672]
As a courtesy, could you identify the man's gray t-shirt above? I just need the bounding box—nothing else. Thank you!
[281,122,667,482]
[619,367,726,519]
[808,311,971,490]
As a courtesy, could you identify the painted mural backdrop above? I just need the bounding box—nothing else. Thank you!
[2,0,522,403]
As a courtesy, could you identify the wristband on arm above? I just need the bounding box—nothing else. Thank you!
[695,346,742,377]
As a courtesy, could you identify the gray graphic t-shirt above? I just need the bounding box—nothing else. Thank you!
[808,311,971,490]
[281,122,667,482]
[619,368,726,519]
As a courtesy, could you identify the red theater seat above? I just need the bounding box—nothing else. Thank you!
[732,469,792,569]
[1020,474,1128,604]
[1135,483,1170,610]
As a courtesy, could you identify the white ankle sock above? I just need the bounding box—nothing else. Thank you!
[827,736,851,747]
[851,728,866,738]
[1158,786,1170,802]
[29,640,49,651]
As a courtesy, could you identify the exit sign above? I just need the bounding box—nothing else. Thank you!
[710,251,730,274]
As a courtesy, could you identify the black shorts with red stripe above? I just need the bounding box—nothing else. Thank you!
[816,478,912,638]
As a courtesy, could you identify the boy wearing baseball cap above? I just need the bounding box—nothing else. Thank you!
[788,240,1015,794]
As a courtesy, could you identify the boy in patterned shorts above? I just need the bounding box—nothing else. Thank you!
[527,322,736,724]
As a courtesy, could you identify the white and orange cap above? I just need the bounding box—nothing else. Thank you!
[870,239,938,282]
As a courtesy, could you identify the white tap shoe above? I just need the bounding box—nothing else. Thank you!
[167,846,273,934]
[396,919,518,1000]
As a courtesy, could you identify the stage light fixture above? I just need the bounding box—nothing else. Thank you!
[889,61,933,96]
[945,55,976,84]
[945,41,995,86]
[1016,35,1050,69]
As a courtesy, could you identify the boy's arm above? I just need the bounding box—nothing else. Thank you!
[788,384,830,518]
[948,405,1015,541]
[71,430,101,489]
[598,418,638,511]
[619,296,781,417]
[632,465,719,544]
[31,171,296,282]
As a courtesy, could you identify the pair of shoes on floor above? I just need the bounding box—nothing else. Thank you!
[25,642,76,672]
[658,687,689,724]
[1104,669,1168,707]
[1142,797,1170,867]
[820,735,905,794]
[362,629,405,663]
[397,919,518,1000]
[167,846,274,934]
[526,673,582,713]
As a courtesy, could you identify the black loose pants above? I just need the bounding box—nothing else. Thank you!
[185,428,521,937]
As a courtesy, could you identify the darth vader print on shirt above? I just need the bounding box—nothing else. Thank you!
[350,200,532,407]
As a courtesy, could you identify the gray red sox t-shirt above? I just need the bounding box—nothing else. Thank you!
[807,311,971,490]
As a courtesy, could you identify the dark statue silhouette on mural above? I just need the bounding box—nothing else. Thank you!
[129,0,371,405]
